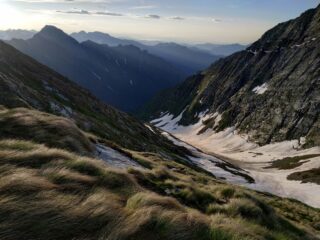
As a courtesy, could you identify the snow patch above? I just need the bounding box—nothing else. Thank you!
[43,82,69,101]
[246,156,320,208]
[50,102,73,118]
[96,144,142,169]
[151,110,320,208]
[144,124,155,133]
[151,111,183,131]
[252,83,268,95]
[247,50,258,55]
[162,132,250,185]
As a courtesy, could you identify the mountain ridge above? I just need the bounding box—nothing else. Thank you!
[0,29,36,41]
[8,25,185,112]
[71,30,221,76]
[193,43,247,56]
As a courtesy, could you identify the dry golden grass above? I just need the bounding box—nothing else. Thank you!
[0,139,318,240]
[0,108,94,155]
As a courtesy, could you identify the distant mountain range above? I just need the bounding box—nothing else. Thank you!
[193,43,247,56]
[71,31,221,76]
[2,27,247,111]
[0,29,36,40]
[0,29,245,77]
[70,31,145,48]
[8,26,187,112]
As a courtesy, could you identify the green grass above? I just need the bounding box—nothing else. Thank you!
[265,154,320,170]
[287,168,320,184]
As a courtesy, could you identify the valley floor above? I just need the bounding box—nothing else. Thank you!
[151,113,320,208]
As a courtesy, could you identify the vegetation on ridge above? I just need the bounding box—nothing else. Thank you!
[0,107,94,155]
[0,107,318,239]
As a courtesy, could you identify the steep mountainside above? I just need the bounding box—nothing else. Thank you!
[0,40,189,157]
[8,26,185,112]
[71,31,220,76]
[141,5,320,147]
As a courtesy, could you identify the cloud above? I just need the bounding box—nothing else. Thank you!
[57,9,90,14]
[96,11,123,16]
[145,14,161,19]
[212,18,222,23]
[57,9,123,16]
[13,0,125,3]
[170,16,184,20]
[131,5,157,10]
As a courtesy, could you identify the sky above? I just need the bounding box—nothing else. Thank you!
[0,0,319,44]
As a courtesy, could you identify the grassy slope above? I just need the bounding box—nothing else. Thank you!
[0,139,319,240]
[0,107,94,155]
[0,108,319,239]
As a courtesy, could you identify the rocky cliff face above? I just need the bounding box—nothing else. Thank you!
[140,5,320,147]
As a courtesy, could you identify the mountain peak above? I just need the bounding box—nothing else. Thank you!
[36,25,78,45]
[250,5,320,51]
[92,31,111,37]
[40,25,63,34]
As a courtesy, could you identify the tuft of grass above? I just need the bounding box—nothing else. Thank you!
[0,108,94,155]
[216,186,236,199]
[0,139,37,151]
[126,192,185,211]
